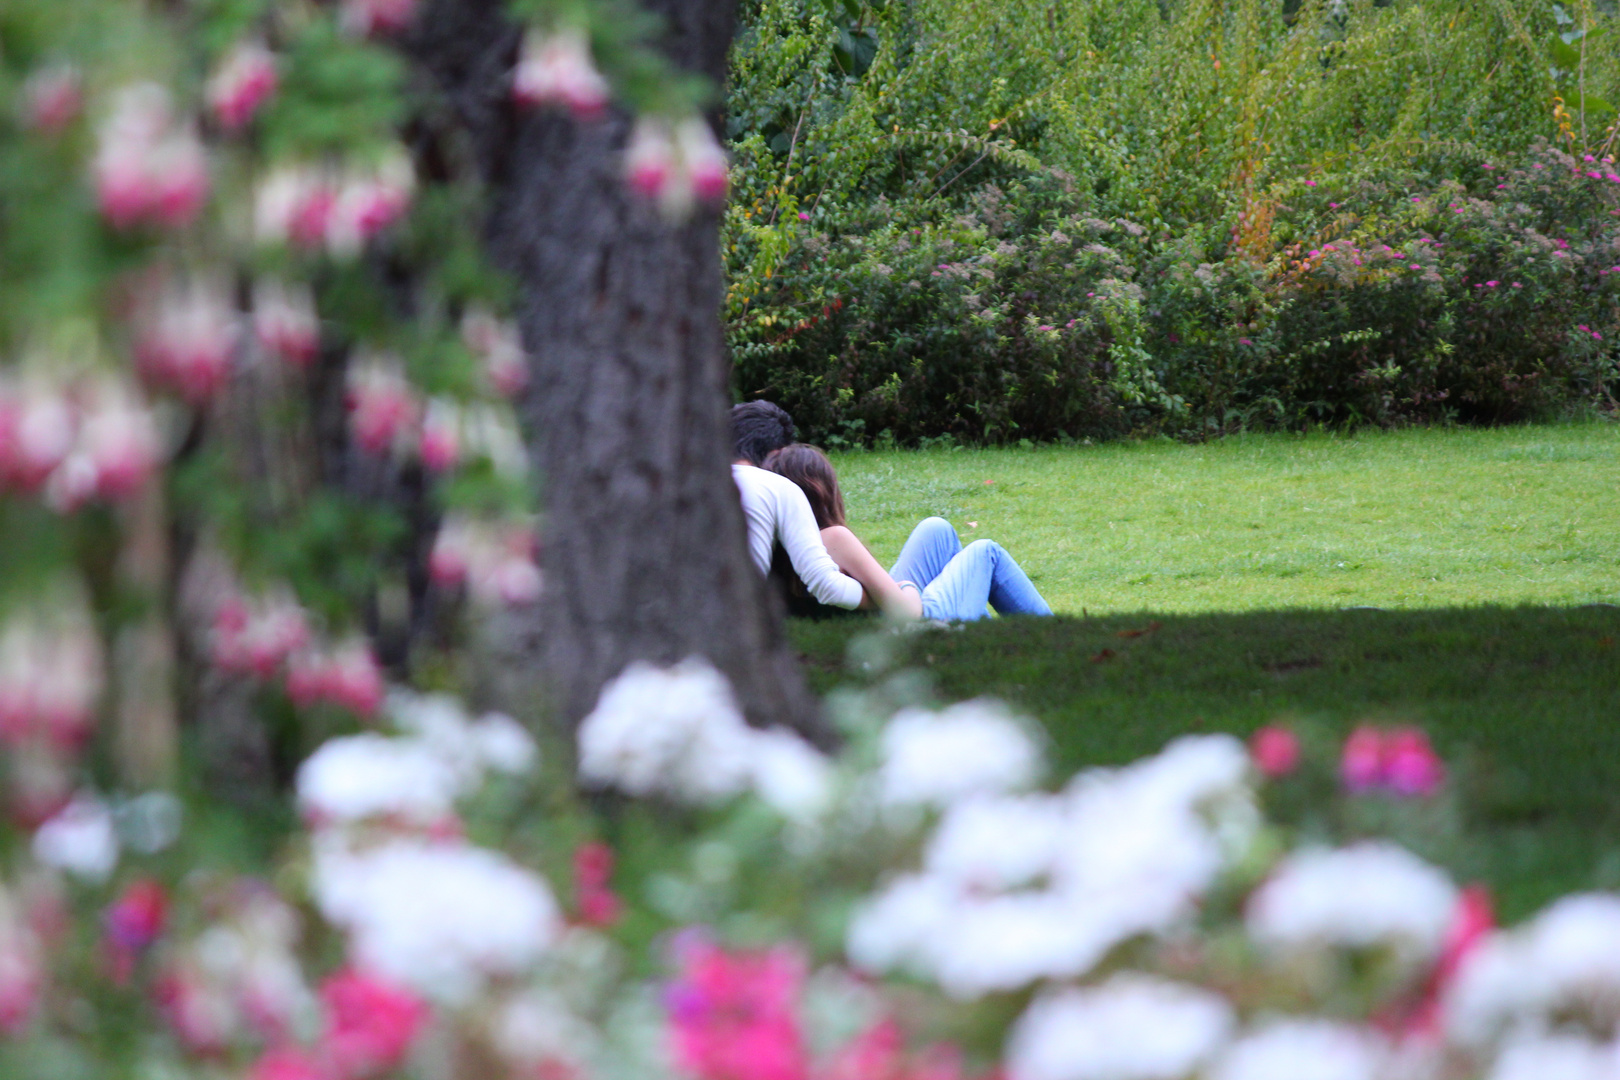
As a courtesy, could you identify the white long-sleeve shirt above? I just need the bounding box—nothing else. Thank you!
[732,464,863,609]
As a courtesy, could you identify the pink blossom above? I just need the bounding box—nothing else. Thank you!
[21,66,83,135]
[340,0,418,36]
[1485,280,1498,287]
[1511,282,1522,288]
[1249,725,1301,778]
[286,639,384,718]
[211,591,311,679]
[1328,202,1339,208]
[50,378,162,507]
[626,120,676,201]
[208,42,279,131]
[134,280,238,404]
[1340,725,1384,791]
[513,30,610,117]
[94,85,209,230]
[325,157,415,257]
[1238,337,1253,346]
[346,357,419,455]
[798,211,810,222]
[665,933,809,1080]
[1496,184,1508,190]
[1410,264,1421,270]
[0,602,104,751]
[428,519,472,588]
[461,309,527,397]
[104,879,168,981]
[249,1048,332,1080]
[0,380,76,492]
[1585,155,1597,163]
[255,167,337,249]
[1303,179,1316,186]
[319,968,427,1078]
[1383,727,1444,796]
[254,280,321,367]
[1403,885,1495,1036]
[418,399,461,471]
[573,842,623,927]
[677,119,729,204]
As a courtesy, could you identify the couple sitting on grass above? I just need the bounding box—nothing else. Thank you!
[730,401,1052,622]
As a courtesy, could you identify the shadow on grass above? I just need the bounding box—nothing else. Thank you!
[791,604,1620,919]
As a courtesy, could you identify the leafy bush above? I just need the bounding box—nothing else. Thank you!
[724,0,1620,443]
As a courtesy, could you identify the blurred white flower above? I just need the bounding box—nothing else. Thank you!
[1485,1034,1620,1080]
[1444,893,1620,1052]
[311,838,560,1004]
[471,712,539,775]
[1006,974,1234,1080]
[749,727,833,822]
[296,733,460,828]
[878,699,1040,807]
[1247,843,1457,957]
[1207,1019,1389,1080]
[925,793,1067,890]
[845,873,957,977]
[577,657,755,803]
[32,794,118,882]
[490,990,599,1072]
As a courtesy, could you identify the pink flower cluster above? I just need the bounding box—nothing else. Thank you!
[211,591,311,680]
[513,30,611,117]
[1340,725,1444,797]
[0,602,104,755]
[94,84,209,231]
[572,842,623,927]
[340,0,419,37]
[0,375,162,509]
[285,638,386,719]
[430,517,543,606]
[104,879,168,982]
[254,279,321,368]
[255,157,415,259]
[1248,725,1300,778]
[346,356,419,455]
[134,279,238,404]
[461,309,528,398]
[666,933,809,1080]
[243,968,426,1080]
[208,42,279,131]
[21,66,83,136]
[626,118,729,214]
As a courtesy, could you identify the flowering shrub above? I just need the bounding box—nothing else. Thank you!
[731,146,1620,443]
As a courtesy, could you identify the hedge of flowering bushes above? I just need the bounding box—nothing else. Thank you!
[8,647,1620,1080]
[728,144,1620,444]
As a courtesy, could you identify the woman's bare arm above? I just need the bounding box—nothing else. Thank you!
[820,525,923,619]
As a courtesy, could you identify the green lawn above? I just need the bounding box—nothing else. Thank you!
[830,422,1619,613]
[797,423,1620,919]
[792,607,1620,920]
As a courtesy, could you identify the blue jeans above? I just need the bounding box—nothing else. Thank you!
[888,518,1053,622]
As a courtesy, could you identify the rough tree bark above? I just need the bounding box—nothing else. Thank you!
[410,0,829,742]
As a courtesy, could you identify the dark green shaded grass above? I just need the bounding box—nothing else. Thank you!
[791,605,1620,919]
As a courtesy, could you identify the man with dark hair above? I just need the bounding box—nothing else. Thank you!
[730,401,865,611]
[730,400,798,466]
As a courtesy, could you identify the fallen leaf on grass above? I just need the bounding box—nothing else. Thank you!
[966,521,979,529]
[1116,621,1163,639]
[1090,648,1117,663]
[1600,636,1615,648]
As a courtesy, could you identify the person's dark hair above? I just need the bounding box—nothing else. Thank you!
[731,401,796,466]
[763,444,846,530]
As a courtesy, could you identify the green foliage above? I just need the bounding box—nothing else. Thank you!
[725,0,1620,443]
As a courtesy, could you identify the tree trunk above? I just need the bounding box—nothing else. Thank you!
[410,0,828,743]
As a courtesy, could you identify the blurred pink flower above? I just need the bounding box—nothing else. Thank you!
[1383,727,1444,796]
[286,638,383,718]
[104,879,167,981]
[211,591,310,680]
[1303,179,1316,186]
[341,0,417,36]
[626,120,676,201]
[1249,725,1301,778]
[0,381,76,492]
[346,358,419,455]
[249,1048,331,1080]
[462,309,528,397]
[254,280,321,367]
[134,280,238,404]
[418,399,461,472]
[320,968,428,1079]
[21,66,83,135]
[678,119,730,205]
[208,42,279,131]
[513,30,610,117]
[0,906,42,1035]
[94,84,209,230]
[666,933,809,1080]
[1485,280,1498,287]
[1339,726,1384,791]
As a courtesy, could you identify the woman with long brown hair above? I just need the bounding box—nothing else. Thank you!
[764,445,1052,622]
